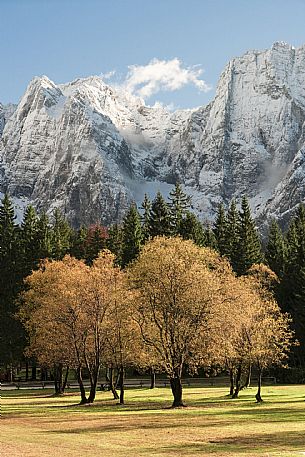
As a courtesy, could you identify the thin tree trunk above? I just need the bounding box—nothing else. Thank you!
[229,368,235,396]
[255,367,263,403]
[170,376,184,407]
[25,361,29,382]
[109,367,119,400]
[150,368,156,389]
[119,365,125,405]
[63,366,69,391]
[31,361,37,381]
[88,368,99,404]
[105,367,110,383]
[53,363,64,395]
[244,363,252,389]
[77,366,88,404]
[9,363,13,383]
[232,363,242,398]
[40,367,46,381]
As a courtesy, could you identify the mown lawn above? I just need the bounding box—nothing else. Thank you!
[1,385,305,456]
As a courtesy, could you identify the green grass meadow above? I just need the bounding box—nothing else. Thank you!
[1,385,305,456]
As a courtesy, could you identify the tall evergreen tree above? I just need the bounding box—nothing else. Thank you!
[36,212,52,259]
[140,194,151,241]
[213,203,227,256]
[0,195,24,378]
[168,183,191,234]
[107,223,123,266]
[50,209,72,260]
[284,209,305,307]
[235,196,262,275]
[149,191,172,237]
[20,205,40,273]
[224,199,240,269]
[204,226,218,250]
[121,203,143,268]
[265,219,286,278]
[179,211,205,246]
[70,226,88,260]
[280,205,305,367]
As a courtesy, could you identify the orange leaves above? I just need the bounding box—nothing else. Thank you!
[20,251,135,372]
[19,238,294,386]
[128,237,232,376]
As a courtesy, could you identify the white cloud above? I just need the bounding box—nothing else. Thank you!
[101,70,116,80]
[102,58,211,101]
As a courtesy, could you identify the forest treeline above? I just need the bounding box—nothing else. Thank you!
[0,185,304,403]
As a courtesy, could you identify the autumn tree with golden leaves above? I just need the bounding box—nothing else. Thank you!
[20,252,132,404]
[128,236,232,407]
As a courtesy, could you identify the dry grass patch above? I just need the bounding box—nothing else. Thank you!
[1,385,305,456]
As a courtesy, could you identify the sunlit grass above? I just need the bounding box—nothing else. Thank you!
[2,385,305,456]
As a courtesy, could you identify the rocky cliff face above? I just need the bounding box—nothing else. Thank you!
[1,41,305,228]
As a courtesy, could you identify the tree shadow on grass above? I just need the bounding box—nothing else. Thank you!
[45,418,234,434]
[139,430,305,455]
[214,405,305,423]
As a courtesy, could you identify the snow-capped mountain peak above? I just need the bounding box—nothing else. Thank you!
[1,42,305,229]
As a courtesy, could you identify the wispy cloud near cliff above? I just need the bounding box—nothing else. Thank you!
[102,58,211,101]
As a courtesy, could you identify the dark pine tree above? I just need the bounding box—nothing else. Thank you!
[121,203,143,268]
[0,195,24,380]
[179,211,205,246]
[70,226,88,260]
[140,194,151,242]
[50,209,72,260]
[149,191,172,238]
[36,212,52,259]
[280,205,305,367]
[204,226,217,250]
[168,183,192,235]
[20,205,40,274]
[224,199,240,270]
[265,219,286,278]
[213,203,227,256]
[107,223,123,266]
[235,196,262,275]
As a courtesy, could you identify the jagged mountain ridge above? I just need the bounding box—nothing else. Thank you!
[1,41,305,229]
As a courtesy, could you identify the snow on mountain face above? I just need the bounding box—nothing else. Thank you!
[0,103,16,135]
[1,42,305,228]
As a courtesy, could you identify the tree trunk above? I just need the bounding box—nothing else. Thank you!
[77,366,88,404]
[150,368,156,389]
[31,361,37,381]
[88,366,100,403]
[232,363,242,398]
[170,376,184,407]
[109,367,119,400]
[63,366,69,391]
[119,365,125,405]
[9,363,13,383]
[255,367,263,403]
[40,367,46,381]
[53,363,64,395]
[229,368,234,396]
[243,363,252,389]
[25,361,29,382]
[105,367,110,383]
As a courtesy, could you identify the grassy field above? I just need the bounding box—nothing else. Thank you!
[1,384,305,457]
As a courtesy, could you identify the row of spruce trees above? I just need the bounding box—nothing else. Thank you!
[0,184,304,380]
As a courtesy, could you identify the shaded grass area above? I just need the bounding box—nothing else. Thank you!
[2,385,305,456]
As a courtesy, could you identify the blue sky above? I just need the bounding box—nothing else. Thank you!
[2,0,305,108]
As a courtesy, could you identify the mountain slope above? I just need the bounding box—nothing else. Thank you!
[1,41,305,228]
